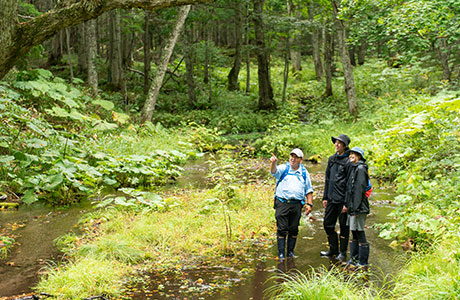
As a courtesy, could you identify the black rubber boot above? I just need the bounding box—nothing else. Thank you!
[357,243,370,268]
[320,233,339,257]
[277,237,286,261]
[345,240,359,266]
[336,235,349,262]
[287,236,297,258]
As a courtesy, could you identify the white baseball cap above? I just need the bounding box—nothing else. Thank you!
[290,148,304,158]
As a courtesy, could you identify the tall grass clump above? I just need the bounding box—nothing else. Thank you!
[35,257,129,299]
[266,267,389,300]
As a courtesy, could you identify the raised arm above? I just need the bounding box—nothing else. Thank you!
[270,153,278,174]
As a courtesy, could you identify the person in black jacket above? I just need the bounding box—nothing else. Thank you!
[345,147,370,270]
[320,134,351,262]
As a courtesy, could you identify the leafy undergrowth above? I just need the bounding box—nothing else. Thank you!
[35,178,275,298]
[371,92,460,250]
[0,69,198,207]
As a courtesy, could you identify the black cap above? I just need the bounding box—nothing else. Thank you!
[331,134,351,147]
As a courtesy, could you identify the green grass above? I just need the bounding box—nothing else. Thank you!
[35,182,275,298]
[393,236,460,300]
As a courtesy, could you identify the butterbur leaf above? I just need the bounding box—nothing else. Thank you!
[42,173,63,191]
[22,189,38,204]
[25,138,48,149]
[103,177,117,185]
[112,111,130,124]
[93,152,106,159]
[92,120,118,131]
[69,109,86,121]
[26,122,45,136]
[0,155,15,164]
[93,99,115,110]
[62,97,80,108]
[49,106,70,118]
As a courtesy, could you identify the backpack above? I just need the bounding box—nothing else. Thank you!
[365,178,372,198]
[357,163,372,198]
[275,162,308,188]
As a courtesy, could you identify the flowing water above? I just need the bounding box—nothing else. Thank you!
[0,159,402,299]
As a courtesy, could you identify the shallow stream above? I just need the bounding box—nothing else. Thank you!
[0,159,402,299]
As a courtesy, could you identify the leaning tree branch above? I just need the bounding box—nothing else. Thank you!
[0,0,212,79]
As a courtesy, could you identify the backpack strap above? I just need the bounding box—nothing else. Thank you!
[301,164,307,183]
[276,162,290,188]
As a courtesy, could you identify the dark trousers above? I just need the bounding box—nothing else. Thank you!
[323,201,349,238]
[352,230,367,244]
[275,199,303,237]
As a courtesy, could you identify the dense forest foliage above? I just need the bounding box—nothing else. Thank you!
[1,0,459,298]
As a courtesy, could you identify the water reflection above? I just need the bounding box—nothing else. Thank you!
[0,202,91,297]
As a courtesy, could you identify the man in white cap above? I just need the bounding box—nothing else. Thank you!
[270,148,314,261]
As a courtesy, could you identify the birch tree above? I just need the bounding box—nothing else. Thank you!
[141,5,191,123]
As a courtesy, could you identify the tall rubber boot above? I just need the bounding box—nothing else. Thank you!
[320,233,339,257]
[336,235,349,262]
[287,236,297,258]
[357,243,370,269]
[345,240,359,266]
[277,237,286,261]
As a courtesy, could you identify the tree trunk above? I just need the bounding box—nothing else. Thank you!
[227,0,243,91]
[47,32,63,66]
[108,10,122,89]
[282,43,289,102]
[0,0,211,80]
[141,5,191,123]
[184,28,196,107]
[207,28,212,101]
[309,1,323,80]
[438,38,452,81]
[65,28,74,80]
[253,0,275,111]
[323,22,333,98]
[143,12,152,94]
[87,19,98,95]
[287,0,301,74]
[348,46,356,66]
[245,1,251,95]
[77,23,88,76]
[357,37,367,65]
[331,0,357,116]
[204,38,209,84]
